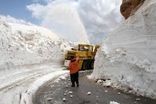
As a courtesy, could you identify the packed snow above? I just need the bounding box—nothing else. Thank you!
[0,18,70,104]
[91,0,156,99]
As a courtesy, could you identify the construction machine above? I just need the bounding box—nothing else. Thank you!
[64,44,100,70]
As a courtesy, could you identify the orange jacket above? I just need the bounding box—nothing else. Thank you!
[68,59,80,74]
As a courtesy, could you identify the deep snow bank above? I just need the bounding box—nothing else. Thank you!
[0,19,70,70]
[92,0,156,99]
[0,18,70,104]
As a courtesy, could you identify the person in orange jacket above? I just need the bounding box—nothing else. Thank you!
[68,56,80,87]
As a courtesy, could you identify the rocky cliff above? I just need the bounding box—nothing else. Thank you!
[120,0,145,19]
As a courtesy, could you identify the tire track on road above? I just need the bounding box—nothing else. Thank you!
[0,69,58,92]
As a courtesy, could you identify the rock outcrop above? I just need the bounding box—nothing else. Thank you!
[120,0,145,19]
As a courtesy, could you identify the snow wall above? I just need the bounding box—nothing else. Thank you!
[92,0,156,99]
[0,19,70,71]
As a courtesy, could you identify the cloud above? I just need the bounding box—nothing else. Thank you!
[78,0,123,43]
[0,15,33,25]
[27,1,89,43]
[32,0,52,4]
[27,4,46,19]
[27,0,123,43]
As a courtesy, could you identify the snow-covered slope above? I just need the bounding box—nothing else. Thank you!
[0,18,70,104]
[92,0,156,99]
[0,19,70,71]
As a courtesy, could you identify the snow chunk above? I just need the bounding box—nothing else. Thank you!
[102,80,112,87]
[62,98,66,102]
[87,92,91,95]
[70,95,73,98]
[68,91,73,94]
[97,80,103,84]
[110,101,120,104]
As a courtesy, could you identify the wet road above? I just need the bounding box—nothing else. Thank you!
[34,72,156,104]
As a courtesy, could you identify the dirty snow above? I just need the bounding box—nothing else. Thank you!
[91,0,156,99]
[0,18,70,104]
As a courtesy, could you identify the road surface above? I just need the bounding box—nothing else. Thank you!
[0,63,66,104]
[34,72,156,104]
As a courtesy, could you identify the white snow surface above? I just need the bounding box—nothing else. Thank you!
[92,0,156,99]
[0,19,70,69]
[0,19,70,104]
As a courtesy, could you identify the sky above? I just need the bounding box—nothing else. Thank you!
[0,0,33,23]
[0,0,123,43]
[0,0,45,24]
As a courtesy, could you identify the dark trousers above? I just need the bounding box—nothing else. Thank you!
[70,72,79,87]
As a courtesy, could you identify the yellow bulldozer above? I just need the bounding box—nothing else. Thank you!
[64,44,100,70]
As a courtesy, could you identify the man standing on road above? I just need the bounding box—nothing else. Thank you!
[68,56,80,87]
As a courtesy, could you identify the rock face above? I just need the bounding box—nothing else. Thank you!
[92,0,156,99]
[120,0,145,19]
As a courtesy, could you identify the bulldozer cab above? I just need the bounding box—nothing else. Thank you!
[64,44,100,70]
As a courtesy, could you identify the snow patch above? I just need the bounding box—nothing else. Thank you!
[110,101,120,104]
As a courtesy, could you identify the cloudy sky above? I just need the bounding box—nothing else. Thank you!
[0,0,123,43]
